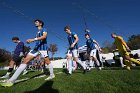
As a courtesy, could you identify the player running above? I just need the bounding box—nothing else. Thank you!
[1,19,54,87]
[111,33,140,70]
[64,26,86,75]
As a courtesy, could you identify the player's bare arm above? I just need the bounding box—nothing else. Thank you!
[26,32,47,43]
[71,35,79,48]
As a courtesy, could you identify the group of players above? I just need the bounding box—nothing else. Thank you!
[0,19,140,87]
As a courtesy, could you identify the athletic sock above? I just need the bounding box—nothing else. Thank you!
[89,60,94,67]
[68,60,72,74]
[77,60,86,70]
[9,64,27,83]
[48,63,54,76]
[130,58,140,65]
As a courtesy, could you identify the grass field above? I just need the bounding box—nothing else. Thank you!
[0,68,140,93]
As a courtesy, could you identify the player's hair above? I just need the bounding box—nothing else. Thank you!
[34,19,44,27]
[64,25,70,31]
[12,37,19,40]
[85,33,90,37]
[112,33,116,35]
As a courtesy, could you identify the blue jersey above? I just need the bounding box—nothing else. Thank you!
[86,38,96,50]
[67,32,78,50]
[34,28,48,51]
[14,42,24,56]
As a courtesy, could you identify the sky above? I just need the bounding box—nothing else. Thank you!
[0,0,140,58]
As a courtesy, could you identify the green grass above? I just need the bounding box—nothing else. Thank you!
[0,68,140,93]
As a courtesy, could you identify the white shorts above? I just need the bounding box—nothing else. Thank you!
[28,50,49,58]
[67,49,79,58]
[72,49,79,57]
[90,49,97,57]
[67,50,73,57]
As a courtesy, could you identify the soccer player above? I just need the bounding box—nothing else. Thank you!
[64,26,86,75]
[0,37,24,79]
[1,19,54,87]
[85,33,102,70]
[111,33,140,70]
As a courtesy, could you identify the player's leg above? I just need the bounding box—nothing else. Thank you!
[121,49,140,67]
[0,60,15,79]
[125,55,140,65]
[66,50,73,75]
[0,50,38,87]
[0,55,23,79]
[40,61,45,72]
[73,61,77,72]
[40,51,54,80]
[72,49,86,73]
[120,57,125,67]
[44,57,55,80]
[67,55,73,75]
[119,50,131,70]
[15,57,28,75]
[9,55,34,82]
[22,57,29,76]
[123,59,131,70]
[92,49,101,70]
[89,50,94,69]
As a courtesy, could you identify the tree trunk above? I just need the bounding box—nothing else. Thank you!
[52,52,55,60]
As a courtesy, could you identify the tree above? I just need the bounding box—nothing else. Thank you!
[127,34,140,50]
[0,48,12,66]
[48,44,58,60]
[102,40,116,53]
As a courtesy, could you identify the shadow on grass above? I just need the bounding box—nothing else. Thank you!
[24,80,59,93]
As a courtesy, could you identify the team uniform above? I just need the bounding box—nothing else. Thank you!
[12,42,24,66]
[28,28,54,78]
[86,38,101,69]
[86,38,97,58]
[114,36,129,57]
[67,32,79,57]
[0,41,24,79]
[66,32,86,74]
[114,36,140,69]
[66,50,77,72]
[28,28,48,58]
[67,50,73,57]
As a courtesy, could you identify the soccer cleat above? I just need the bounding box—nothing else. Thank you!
[98,67,102,70]
[0,75,10,79]
[87,67,91,71]
[0,80,13,87]
[67,73,72,76]
[126,66,131,70]
[45,74,55,81]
